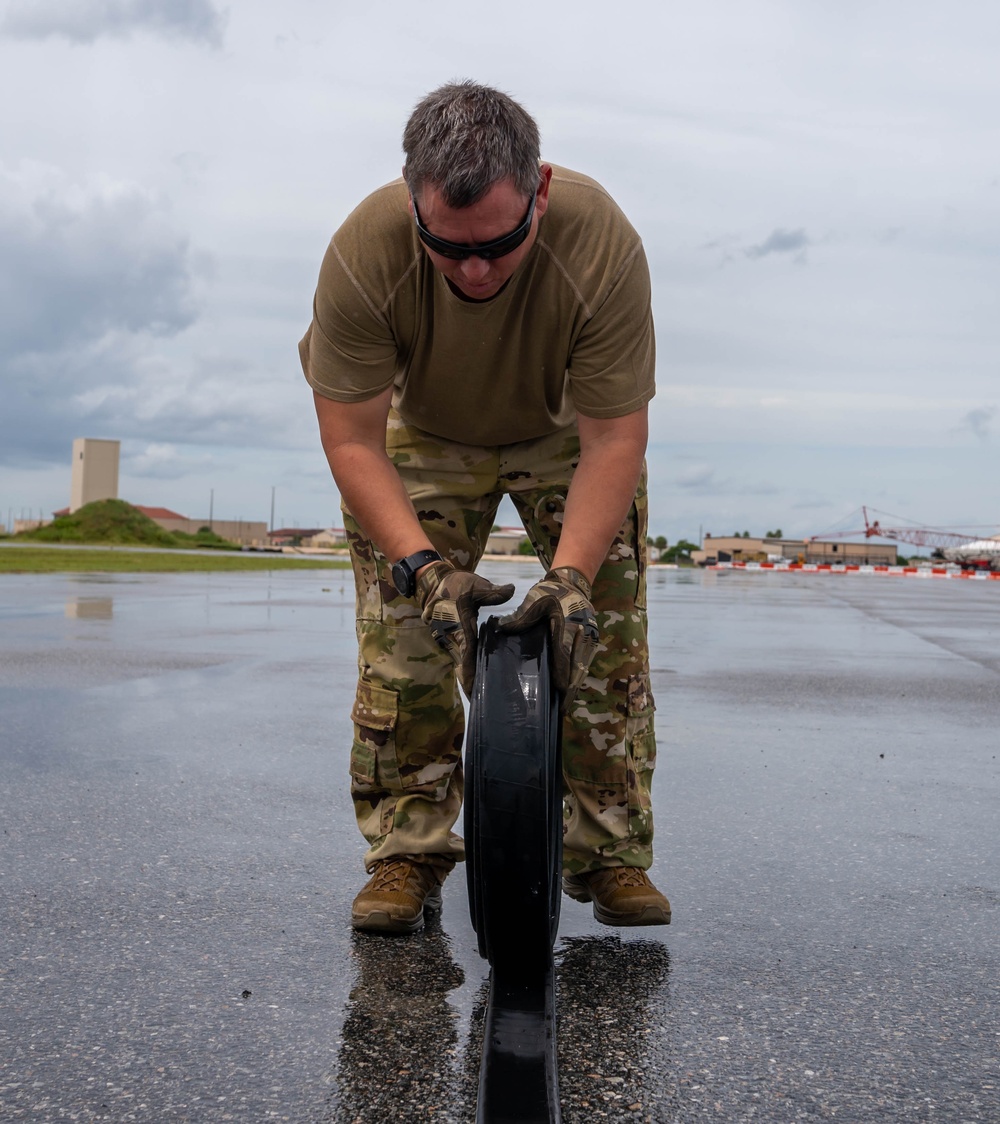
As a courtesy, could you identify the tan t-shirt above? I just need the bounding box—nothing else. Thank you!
[299,165,655,446]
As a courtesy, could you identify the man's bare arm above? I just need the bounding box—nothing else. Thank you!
[551,405,649,583]
[313,388,435,562]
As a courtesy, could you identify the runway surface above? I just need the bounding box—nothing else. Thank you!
[1,564,997,1122]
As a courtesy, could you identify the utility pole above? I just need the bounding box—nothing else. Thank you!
[209,489,214,530]
[270,486,276,533]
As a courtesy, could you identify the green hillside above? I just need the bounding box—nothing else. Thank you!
[18,500,186,547]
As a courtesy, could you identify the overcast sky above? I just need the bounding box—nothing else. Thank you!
[1,0,997,543]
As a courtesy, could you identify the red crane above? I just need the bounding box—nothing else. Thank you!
[810,508,1000,569]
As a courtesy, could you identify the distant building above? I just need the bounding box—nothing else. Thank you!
[803,539,897,566]
[268,527,327,547]
[485,527,528,555]
[154,512,269,547]
[306,528,348,548]
[692,535,897,567]
[692,534,804,566]
[134,506,190,532]
[70,438,120,513]
[206,519,269,547]
[134,507,268,547]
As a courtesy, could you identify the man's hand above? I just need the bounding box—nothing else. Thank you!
[497,566,600,699]
[416,561,515,695]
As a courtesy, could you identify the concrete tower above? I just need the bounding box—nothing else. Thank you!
[70,438,120,513]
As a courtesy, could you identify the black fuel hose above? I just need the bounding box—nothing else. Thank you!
[465,618,563,1124]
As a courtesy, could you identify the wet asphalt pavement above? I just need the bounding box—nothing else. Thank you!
[1,563,997,1122]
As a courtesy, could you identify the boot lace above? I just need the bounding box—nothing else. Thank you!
[370,858,412,894]
[612,867,650,888]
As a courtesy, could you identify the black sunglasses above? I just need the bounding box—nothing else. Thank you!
[411,191,537,261]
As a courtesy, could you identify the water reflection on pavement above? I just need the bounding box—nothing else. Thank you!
[329,930,673,1124]
[331,918,472,1123]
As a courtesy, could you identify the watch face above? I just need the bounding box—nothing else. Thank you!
[391,560,412,597]
[391,551,441,597]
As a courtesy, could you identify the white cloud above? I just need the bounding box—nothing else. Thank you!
[125,441,216,480]
[676,464,717,490]
[654,385,994,449]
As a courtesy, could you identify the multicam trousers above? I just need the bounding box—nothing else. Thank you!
[345,409,656,876]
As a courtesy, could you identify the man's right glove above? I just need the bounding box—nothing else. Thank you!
[496,566,600,699]
[416,560,514,696]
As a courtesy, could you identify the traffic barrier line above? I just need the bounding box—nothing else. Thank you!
[705,562,1000,580]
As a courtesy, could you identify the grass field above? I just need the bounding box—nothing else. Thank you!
[0,547,350,574]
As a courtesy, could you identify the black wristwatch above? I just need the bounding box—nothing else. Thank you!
[391,549,443,597]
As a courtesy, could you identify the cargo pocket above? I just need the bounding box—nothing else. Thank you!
[350,680,401,796]
[625,673,656,838]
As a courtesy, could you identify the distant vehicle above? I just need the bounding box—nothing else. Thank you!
[940,539,1000,571]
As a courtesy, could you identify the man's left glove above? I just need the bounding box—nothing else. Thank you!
[496,566,600,699]
[416,560,515,696]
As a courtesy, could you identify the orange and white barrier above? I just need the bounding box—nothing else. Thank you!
[705,562,1000,580]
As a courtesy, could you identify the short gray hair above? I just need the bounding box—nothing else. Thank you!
[402,81,541,208]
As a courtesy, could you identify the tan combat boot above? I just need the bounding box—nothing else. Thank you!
[351,857,445,934]
[563,867,671,927]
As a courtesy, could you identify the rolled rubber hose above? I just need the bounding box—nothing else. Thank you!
[465,618,563,1124]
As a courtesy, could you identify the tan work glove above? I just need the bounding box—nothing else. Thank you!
[416,560,515,695]
[496,566,600,699]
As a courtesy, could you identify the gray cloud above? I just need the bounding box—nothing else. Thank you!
[69,354,304,449]
[1,0,226,47]
[1,339,149,469]
[0,164,204,467]
[0,380,83,468]
[0,340,307,474]
[745,227,811,262]
[0,165,199,362]
[957,405,995,441]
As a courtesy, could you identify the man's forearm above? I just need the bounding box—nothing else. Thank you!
[551,409,648,583]
[328,442,435,563]
[313,389,434,564]
[553,449,643,582]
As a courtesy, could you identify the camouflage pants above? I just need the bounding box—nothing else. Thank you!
[345,410,656,875]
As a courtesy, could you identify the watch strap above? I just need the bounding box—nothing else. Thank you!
[398,549,442,574]
[393,549,443,596]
